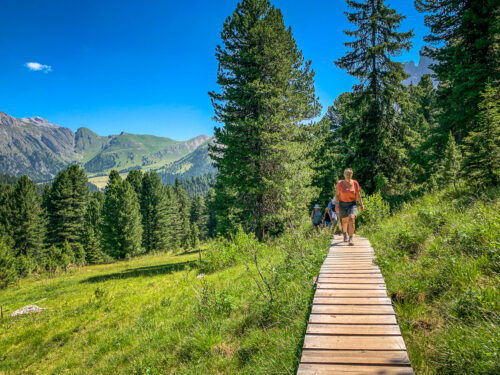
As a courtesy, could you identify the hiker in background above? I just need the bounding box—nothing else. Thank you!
[335,168,364,245]
[324,198,337,231]
[311,204,323,231]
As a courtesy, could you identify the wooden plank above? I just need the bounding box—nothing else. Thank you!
[307,324,401,335]
[316,283,386,289]
[309,314,397,324]
[318,274,382,278]
[311,305,395,315]
[297,364,414,374]
[317,277,384,283]
[300,350,410,365]
[315,289,388,297]
[320,269,381,272]
[313,297,391,305]
[303,335,407,350]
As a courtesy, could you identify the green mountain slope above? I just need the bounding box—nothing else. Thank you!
[0,111,213,182]
[155,140,216,185]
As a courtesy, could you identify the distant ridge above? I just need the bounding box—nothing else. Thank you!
[0,111,213,182]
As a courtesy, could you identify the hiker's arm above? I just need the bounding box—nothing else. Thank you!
[335,191,340,217]
[356,190,364,212]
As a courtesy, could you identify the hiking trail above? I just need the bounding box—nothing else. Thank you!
[297,235,414,375]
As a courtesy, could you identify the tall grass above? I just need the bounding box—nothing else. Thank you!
[359,186,499,375]
[0,225,331,374]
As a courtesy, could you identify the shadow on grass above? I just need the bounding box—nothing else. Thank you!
[81,260,198,283]
[176,248,202,256]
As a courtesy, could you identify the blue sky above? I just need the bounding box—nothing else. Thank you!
[0,0,429,140]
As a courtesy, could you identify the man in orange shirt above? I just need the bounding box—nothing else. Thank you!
[335,168,364,245]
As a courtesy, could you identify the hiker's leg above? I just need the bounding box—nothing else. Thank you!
[348,214,355,236]
[341,217,349,233]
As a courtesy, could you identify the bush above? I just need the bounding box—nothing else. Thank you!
[357,192,390,228]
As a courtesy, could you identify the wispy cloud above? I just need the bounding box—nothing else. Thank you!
[25,62,52,73]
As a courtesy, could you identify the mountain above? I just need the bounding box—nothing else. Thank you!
[0,112,77,181]
[403,47,438,86]
[155,140,216,185]
[0,111,213,182]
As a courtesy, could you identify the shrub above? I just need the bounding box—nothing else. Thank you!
[357,192,390,228]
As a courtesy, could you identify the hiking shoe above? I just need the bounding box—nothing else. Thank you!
[343,232,348,242]
[348,236,354,246]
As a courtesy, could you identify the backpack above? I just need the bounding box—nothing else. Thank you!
[313,209,322,225]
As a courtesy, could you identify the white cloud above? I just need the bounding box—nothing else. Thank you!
[25,62,52,73]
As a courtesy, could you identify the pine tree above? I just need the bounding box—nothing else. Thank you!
[0,184,14,241]
[206,189,217,238]
[126,170,143,198]
[84,227,103,264]
[47,165,89,251]
[209,0,320,238]
[12,175,44,260]
[140,172,170,252]
[0,239,17,289]
[102,174,143,259]
[83,191,104,263]
[174,179,191,248]
[440,131,462,189]
[165,185,181,249]
[462,84,500,187]
[334,0,413,193]
[190,223,199,249]
[190,195,208,240]
[416,0,499,143]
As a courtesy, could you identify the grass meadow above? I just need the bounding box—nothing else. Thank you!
[1,228,331,374]
[360,187,499,375]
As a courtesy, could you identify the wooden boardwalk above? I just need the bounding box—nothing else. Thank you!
[297,235,414,375]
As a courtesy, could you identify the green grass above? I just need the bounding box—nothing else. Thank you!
[1,228,331,374]
[359,186,499,375]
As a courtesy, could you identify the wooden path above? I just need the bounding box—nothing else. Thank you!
[297,235,414,375]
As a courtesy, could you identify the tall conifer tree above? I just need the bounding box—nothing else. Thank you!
[140,172,170,252]
[416,0,499,143]
[335,0,413,193]
[12,176,43,259]
[174,179,191,248]
[102,171,143,258]
[209,0,320,238]
[462,84,500,186]
[47,165,89,249]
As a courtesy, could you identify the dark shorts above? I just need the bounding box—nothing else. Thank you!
[339,200,357,219]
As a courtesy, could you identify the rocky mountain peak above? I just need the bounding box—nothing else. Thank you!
[21,116,60,128]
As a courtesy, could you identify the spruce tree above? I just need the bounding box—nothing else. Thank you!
[140,172,170,252]
[0,184,14,241]
[416,0,499,143]
[174,179,191,248]
[126,170,143,198]
[0,239,17,289]
[12,175,44,260]
[462,84,500,187]
[441,131,462,189]
[47,165,89,250]
[190,223,199,249]
[206,189,217,238]
[102,176,143,259]
[334,0,413,193]
[83,191,104,264]
[209,0,320,238]
[165,185,181,249]
[190,195,208,240]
